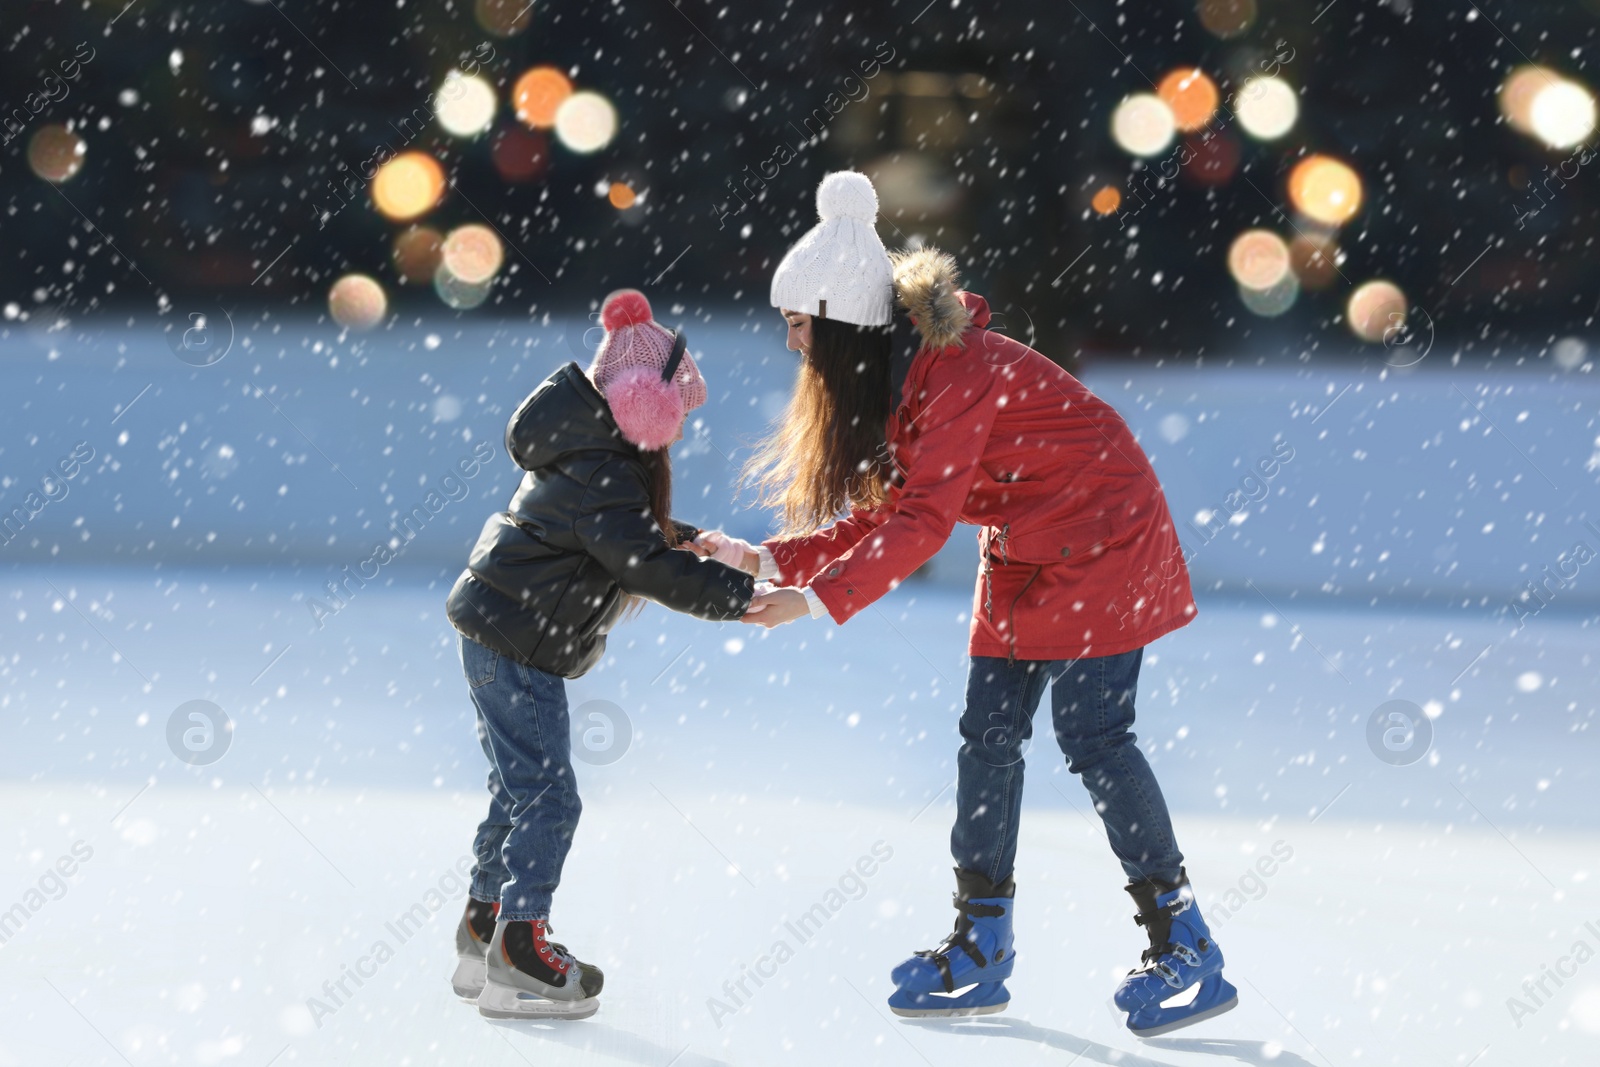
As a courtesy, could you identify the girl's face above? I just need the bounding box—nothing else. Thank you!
[781,309,812,355]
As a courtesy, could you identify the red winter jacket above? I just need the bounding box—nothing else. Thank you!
[764,248,1196,661]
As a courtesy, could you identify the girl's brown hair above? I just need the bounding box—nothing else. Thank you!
[638,445,676,547]
[744,317,895,536]
[619,443,675,620]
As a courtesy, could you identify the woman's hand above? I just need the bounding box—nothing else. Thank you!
[741,587,809,628]
[695,530,761,575]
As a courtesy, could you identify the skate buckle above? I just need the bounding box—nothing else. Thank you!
[1170,943,1201,967]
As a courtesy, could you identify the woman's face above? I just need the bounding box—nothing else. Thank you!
[781,309,812,354]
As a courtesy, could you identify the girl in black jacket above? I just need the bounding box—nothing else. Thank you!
[444,290,755,1019]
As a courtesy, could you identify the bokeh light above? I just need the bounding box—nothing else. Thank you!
[328,274,387,331]
[1197,0,1256,39]
[1290,232,1340,290]
[1236,77,1298,140]
[436,72,497,138]
[554,91,618,153]
[491,126,549,183]
[371,151,446,221]
[1552,337,1588,371]
[607,182,637,209]
[1530,79,1597,149]
[1228,229,1291,290]
[392,226,444,284]
[513,66,573,129]
[1092,186,1123,215]
[1185,131,1240,185]
[1499,65,1561,135]
[442,224,504,284]
[475,0,534,36]
[1239,274,1299,318]
[27,125,86,182]
[1288,155,1364,227]
[1111,94,1176,157]
[1347,280,1407,343]
[434,263,494,310]
[1158,68,1219,132]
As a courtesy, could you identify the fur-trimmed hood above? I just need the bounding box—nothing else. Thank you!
[892,247,986,351]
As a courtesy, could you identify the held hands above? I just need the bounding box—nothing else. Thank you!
[694,530,761,575]
[741,587,809,628]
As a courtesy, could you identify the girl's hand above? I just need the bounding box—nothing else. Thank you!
[696,530,761,575]
[741,587,809,628]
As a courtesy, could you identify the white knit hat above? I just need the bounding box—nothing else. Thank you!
[769,171,894,327]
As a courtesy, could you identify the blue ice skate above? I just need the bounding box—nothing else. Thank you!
[889,868,1015,1017]
[1114,869,1238,1037]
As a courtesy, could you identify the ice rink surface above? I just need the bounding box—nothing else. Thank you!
[3,322,1598,1063]
[2,571,1597,1067]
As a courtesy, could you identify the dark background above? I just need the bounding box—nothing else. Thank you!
[2,0,1597,363]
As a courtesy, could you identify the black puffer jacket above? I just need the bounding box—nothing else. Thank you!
[447,362,753,679]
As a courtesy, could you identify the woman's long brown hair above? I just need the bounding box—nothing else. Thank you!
[744,317,895,536]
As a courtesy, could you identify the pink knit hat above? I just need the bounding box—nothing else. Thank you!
[587,289,707,451]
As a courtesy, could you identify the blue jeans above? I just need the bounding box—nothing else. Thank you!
[951,649,1184,887]
[460,634,583,922]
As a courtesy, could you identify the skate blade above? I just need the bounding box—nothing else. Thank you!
[890,999,1009,1019]
[477,978,598,1020]
[1128,988,1238,1038]
[451,955,487,1000]
[889,982,1010,1019]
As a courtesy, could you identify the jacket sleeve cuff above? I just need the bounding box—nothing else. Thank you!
[802,585,828,619]
[756,545,779,581]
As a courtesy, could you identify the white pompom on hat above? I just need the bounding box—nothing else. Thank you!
[769,171,894,327]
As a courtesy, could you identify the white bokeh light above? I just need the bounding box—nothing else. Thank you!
[436,72,498,138]
[1111,94,1176,157]
[1236,77,1298,140]
[554,91,618,154]
[1530,79,1597,149]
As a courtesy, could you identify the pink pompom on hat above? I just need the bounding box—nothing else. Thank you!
[587,289,707,451]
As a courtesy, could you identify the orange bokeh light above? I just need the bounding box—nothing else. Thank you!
[1158,68,1219,132]
[1499,65,1559,135]
[371,151,446,221]
[608,182,637,209]
[442,224,505,285]
[514,67,574,129]
[1347,280,1407,344]
[1091,186,1123,215]
[1288,155,1364,227]
[1198,0,1256,39]
[1227,229,1291,291]
[27,125,86,182]
[1289,232,1340,291]
[392,226,444,284]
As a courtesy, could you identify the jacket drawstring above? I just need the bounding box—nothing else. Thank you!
[982,523,1009,623]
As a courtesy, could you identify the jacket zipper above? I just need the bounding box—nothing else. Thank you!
[1007,565,1042,665]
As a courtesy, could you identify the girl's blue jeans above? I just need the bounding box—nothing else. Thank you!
[460,634,582,922]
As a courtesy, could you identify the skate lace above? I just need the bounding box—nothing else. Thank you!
[533,921,574,975]
[1134,896,1200,975]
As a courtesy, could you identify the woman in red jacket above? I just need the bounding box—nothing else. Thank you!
[703,172,1236,1036]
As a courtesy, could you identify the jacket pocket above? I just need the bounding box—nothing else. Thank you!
[1002,515,1116,564]
[963,469,1049,524]
[461,634,499,689]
